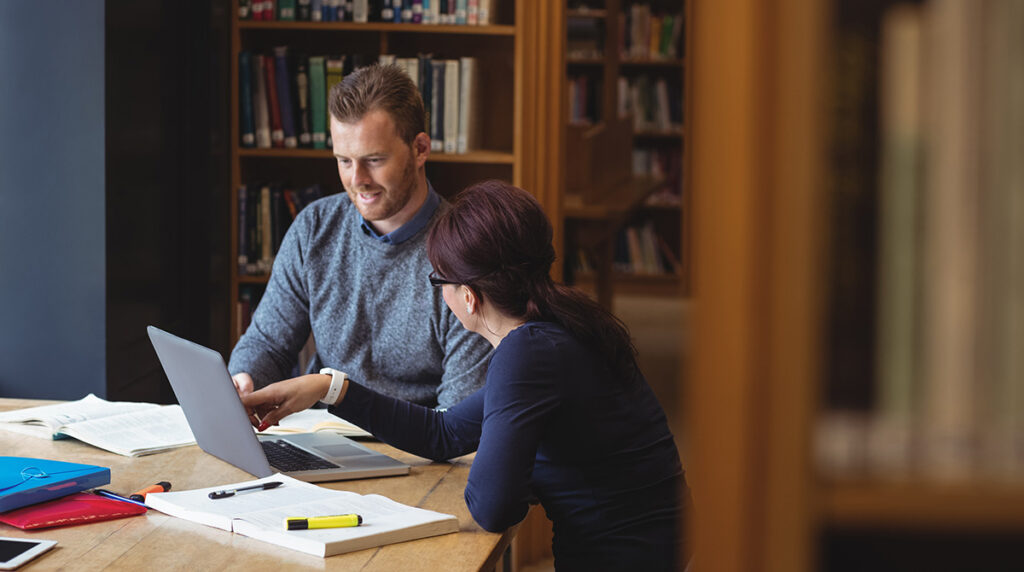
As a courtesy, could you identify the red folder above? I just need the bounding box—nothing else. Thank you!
[0,492,146,530]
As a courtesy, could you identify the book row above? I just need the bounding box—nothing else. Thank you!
[237,183,324,276]
[239,49,481,154]
[816,1,1024,482]
[239,0,498,25]
[573,219,681,278]
[618,74,683,133]
[566,5,683,62]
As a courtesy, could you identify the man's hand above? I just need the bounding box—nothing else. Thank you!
[232,372,255,397]
[241,374,332,431]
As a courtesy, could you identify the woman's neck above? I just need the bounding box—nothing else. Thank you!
[475,307,527,348]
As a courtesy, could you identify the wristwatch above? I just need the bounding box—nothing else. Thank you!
[318,367,348,406]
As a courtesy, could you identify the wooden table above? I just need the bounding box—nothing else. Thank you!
[0,399,516,571]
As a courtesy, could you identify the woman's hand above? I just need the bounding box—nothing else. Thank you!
[240,374,332,431]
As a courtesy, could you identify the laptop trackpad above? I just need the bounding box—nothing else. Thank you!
[288,433,372,458]
[315,443,371,458]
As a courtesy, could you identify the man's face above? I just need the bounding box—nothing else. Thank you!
[330,109,429,235]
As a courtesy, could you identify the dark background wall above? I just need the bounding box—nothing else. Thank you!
[0,1,229,402]
[0,2,107,399]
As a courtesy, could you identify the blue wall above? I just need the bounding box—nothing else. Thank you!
[0,2,106,399]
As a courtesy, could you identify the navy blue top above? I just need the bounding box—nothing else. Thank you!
[334,321,688,570]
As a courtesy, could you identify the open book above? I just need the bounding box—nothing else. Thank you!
[145,474,459,557]
[258,408,371,439]
[0,394,196,457]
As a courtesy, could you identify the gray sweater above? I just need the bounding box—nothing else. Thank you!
[227,191,492,408]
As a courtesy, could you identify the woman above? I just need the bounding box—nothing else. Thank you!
[242,180,690,570]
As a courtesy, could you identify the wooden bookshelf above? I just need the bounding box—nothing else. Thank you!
[228,1,560,344]
[563,0,690,298]
[688,1,1024,570]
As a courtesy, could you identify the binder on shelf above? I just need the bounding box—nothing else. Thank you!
[0,457,110,513]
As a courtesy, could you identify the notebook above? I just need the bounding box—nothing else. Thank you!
[146,326,409,483]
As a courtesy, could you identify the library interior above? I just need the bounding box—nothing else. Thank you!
[2,0,1023,570]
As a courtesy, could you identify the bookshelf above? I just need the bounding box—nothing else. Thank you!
[227,1,562,344]
[687,0,1024,570]
[563,0,691,299]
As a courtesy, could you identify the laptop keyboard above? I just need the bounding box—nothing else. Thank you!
[261,439,340,472]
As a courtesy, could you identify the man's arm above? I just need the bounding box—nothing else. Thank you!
[435,310,492,408]
[227,210,315,389]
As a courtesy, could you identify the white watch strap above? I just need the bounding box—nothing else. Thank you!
[319,367,348,406]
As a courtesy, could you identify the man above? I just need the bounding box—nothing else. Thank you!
[228,64,492,409]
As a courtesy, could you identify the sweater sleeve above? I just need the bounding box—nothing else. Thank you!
[227,208,314,388]
[333,379,483,461]
[435,311,492,408]
[462,336,561,532]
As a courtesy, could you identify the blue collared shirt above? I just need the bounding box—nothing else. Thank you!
[360,182,441,245]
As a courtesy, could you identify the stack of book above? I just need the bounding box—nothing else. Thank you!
[237,183,323,277]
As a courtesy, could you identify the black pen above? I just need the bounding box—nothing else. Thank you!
[208,481,284,500]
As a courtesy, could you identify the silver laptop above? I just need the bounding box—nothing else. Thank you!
[147,326,409,482]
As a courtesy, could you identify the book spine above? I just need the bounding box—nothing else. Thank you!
[309,56,327,149]
[263,55,285,147]
[353,0,368,22]
[418,53,433,133]
[251,55,272,148]
[295,57,312,147]
[273,47,298,148]
[443,59,459,154]
[297,0,311,20]
[237,185,249,273]
[430,60,445,152]
[457,56,476,154]
[239,51,256,148]
[455,0,466,25]
[325,55,345,148]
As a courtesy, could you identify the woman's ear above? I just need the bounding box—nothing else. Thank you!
[462,286,477,315]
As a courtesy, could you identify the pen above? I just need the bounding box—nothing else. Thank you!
[94,489,149,508]
[285,514,363,530]
[130,481,172,502]
[208,481,284,499]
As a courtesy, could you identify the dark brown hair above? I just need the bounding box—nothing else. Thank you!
[427,180,639,379]
[327,63,425,144]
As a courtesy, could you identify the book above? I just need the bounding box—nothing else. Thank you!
[457,56,480,154]
[0,491,146,530]
[252,54,273,148]
[443,59,459,154]
[239,51,256,147]
[309,56,327,149]
[0,394,196,457]
[429,59,445,152]
[258,408,371,439]
[294,56,312,146]
[0,457,110,513]
[325,56,346,147]
[145,474,459,558]
[264,54,286,147]
[274,46,298,148]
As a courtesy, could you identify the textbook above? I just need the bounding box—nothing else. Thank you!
[0,394,196,457]
[145,474,459,557]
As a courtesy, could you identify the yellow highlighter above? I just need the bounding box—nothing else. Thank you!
[285,514,363,530]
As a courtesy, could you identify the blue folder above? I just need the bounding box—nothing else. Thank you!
[0,457,110,513]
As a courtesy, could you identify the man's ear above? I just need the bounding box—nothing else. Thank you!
[413,132,430,168]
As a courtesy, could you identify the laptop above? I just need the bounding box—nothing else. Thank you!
[147,326,409,482]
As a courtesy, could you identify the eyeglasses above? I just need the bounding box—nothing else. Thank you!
[428,271,459,287]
